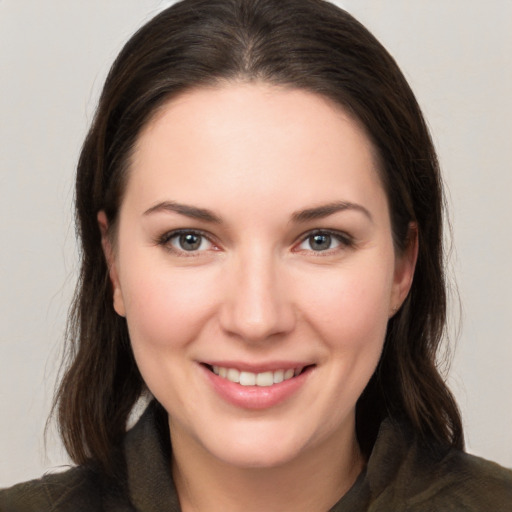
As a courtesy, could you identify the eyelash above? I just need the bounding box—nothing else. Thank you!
[294,229,355,254]
[155,228,355,256]
[156,229,217,256]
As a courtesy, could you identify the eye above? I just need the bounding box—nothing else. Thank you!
[158,230,215,254]
[296,230,352,252]
[173,232,207,251]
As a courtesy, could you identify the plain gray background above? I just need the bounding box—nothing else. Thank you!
[1,0,511,486]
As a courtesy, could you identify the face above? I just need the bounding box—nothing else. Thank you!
[100,83,416,470]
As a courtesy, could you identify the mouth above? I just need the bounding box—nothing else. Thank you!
[203,364,314,387]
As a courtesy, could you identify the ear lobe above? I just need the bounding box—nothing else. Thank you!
[390,223,418,317]
[97,211,126,317]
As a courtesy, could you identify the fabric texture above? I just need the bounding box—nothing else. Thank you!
[1,401,511,511]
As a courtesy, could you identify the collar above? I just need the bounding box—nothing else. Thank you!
[124,401,181,512]
[123,401,420,512]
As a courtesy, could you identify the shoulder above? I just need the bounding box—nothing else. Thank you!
[424,449,512,510]
[0,465,104,512]
[399,439,512,510]
[367,420,512,511]
[0,402,170,512]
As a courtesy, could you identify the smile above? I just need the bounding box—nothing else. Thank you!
[210,366,304,387]
[202,362,314,409]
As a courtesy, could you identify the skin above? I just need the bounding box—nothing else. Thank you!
[99,83,417,512]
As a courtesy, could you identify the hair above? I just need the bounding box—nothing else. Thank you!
[54,0,463,473]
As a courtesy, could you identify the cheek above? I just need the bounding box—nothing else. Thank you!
[295,261,394,416]
[294,259,394,346]
[120,261,219,351]
[119,263,221,407]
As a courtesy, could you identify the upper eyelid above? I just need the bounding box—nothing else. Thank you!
[293,229,356,254]
[295,228,353,244]
[159,228,213,242]
[156,227,353,250]
[156,229,218,253]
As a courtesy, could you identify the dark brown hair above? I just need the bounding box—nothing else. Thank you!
[55,0,463,473]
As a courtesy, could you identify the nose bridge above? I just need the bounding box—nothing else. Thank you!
[220,244,294,342]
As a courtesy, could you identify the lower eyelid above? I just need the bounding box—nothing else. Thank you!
[157,230,215,253]
[172,234,209,251]
[296,231,353,251]
[157,229,353,255]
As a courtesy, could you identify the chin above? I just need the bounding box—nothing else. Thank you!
[194,418,319,470]
[211,441,304,470]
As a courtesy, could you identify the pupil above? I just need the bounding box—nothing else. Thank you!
[311,234,331,251]
[180,233,201,251]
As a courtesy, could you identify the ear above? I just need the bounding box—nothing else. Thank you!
[97,211,126,317]
[389,223,418,317]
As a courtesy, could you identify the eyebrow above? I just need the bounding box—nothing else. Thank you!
[291,201,373,223]
[143,199,372,224]
[143,201,222,223]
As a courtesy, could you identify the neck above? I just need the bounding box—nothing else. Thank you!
[170,420,364,512]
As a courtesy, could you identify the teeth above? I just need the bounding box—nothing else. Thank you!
[210,365,304,386]
[227,368,240,383]
[256,371,273,387]
[273,369,284,384]
[239,371,256,386]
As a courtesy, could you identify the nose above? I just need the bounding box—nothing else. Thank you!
[219,249,296,343]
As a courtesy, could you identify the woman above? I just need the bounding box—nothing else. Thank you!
[1,0,511,510]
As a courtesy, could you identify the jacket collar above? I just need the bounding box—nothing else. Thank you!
[124,401,181,512]
[123,400,413,512]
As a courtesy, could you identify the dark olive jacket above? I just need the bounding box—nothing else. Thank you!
[1,401,511,511]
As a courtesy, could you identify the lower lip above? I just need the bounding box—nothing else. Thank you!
[201,365,312,410]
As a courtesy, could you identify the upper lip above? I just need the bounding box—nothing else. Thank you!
[200,360,314,373]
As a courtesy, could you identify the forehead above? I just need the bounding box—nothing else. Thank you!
[126,83,387,219]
